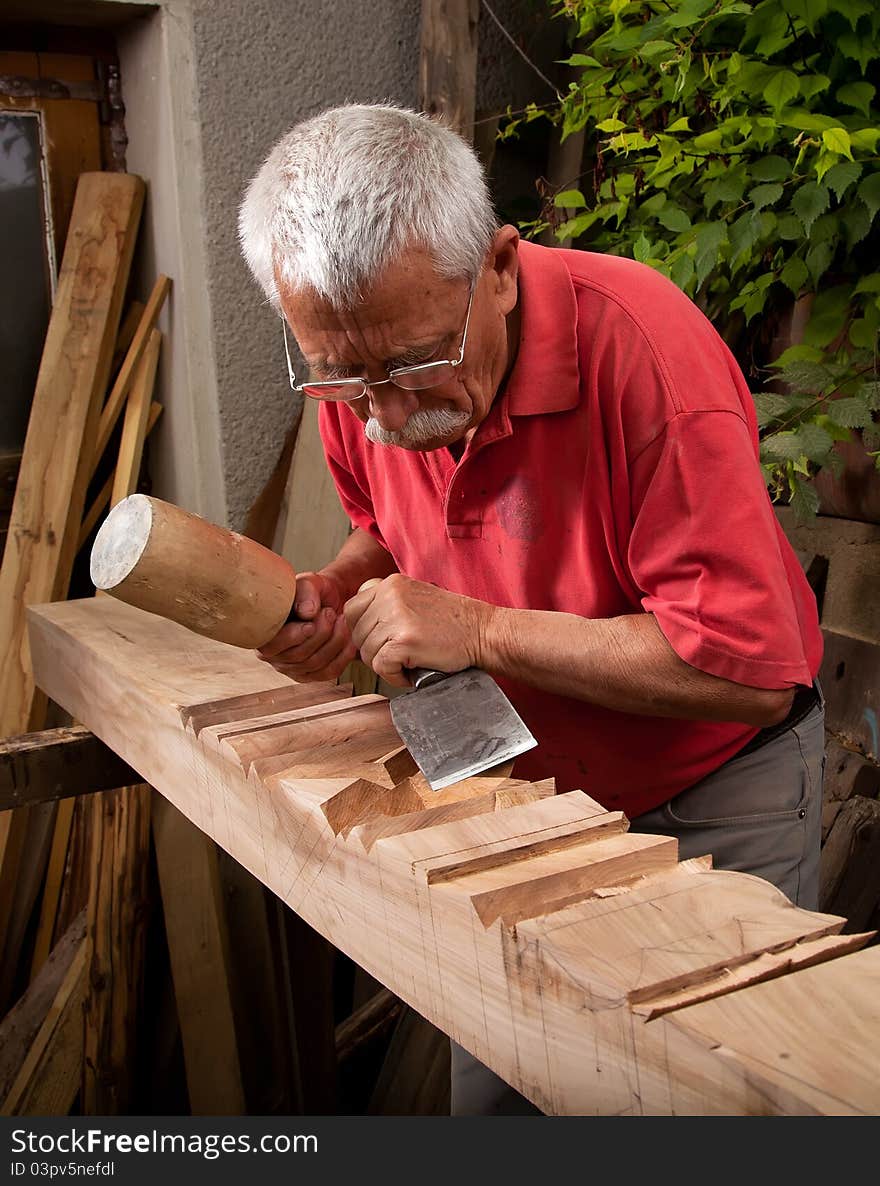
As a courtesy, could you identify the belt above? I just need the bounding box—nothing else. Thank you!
[734,681,821,760]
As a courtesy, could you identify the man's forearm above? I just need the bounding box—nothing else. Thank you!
[480,606,794,726]
[321,528,398,602]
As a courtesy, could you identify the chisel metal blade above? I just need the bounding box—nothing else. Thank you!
[389,667,537,791]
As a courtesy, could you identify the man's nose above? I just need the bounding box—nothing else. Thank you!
[366,384,418,433]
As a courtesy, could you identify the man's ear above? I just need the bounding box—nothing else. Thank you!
[488,224,519,315]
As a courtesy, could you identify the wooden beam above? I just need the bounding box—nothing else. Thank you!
[0,171,144,739]
[152,795,246,1115]
[89,276,170,478]
[0,726,139,811]
[0,912,85,1107]
[1,931,87,1116]
[336,988,402,1066]
[26,597,880,1115]
[419,0,479,139]
[0,172,143,1013]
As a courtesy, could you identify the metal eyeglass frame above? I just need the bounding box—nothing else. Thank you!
[281,281,476,401]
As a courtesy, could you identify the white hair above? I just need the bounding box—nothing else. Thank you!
[365,405,472,448]
[238,104,498,309]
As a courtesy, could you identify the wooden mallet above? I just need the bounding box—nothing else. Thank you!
[89,493,298,648]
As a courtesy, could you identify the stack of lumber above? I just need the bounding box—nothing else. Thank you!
[0,170,170,1114]
[25,595,880,1115]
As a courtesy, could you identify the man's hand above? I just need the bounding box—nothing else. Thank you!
[343,574,492,687]
[258,570,357,682]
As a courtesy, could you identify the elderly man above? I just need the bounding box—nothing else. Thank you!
[239,104,824,1115]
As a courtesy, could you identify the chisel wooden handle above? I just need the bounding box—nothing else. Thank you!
[90,494,298,649]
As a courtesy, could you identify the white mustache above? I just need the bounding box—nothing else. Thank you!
[364,405,471,447]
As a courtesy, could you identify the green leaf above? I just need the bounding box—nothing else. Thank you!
[799,74,831,102]
[565,53,602,68]
[802,285,850,347]
[860,380,880,410]
[821,128,853,161]
[778,109,838,133]
[836,81,876,118]
[780,257,810,296]
[705,172,747,212]
[776,214,804,240]
[749,182,783,211]
[849,318,879,348]
[825,396,873,427]
[841,202,873,248]
[838,31,877,74]
[828,0,874,30]
[670,252,695,290]
[656,204,691,233]
[750,156,790,182]
[752,391,802,427]
[554,189,587,209]
[850,129,880,154]
[633,232,652,264]
[824,161,862,202]
[791,182,830,234]
[641,40,677,59]
[692,129,725,151]
[764,70,800,114]
[854,274,880,295]
[728,211,762,264]
[665,117,691,133]
[805,241,836,289]
[814,415,852,446]
[858,172,880,220]
[596,118,626,132]
[787,0,831,33]
[771,344,825,367]
[694,222,727,288]
[774,360,838,393]
[789,478,820,523]
[798,423,836,456]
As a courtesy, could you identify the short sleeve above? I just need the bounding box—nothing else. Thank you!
[628,409,814,690]
[317,402,389,549]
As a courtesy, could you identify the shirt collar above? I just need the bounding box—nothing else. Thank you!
[502,239,582,416]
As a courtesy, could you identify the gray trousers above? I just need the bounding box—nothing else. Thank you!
[450,697,827,1115]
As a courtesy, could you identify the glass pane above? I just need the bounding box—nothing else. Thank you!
[0,111,52,453]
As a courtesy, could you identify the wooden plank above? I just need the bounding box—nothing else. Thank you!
[0,912,85,1106]
[419,0,479,138]
[152,794,246,1115]
[109,328,162,507]
[246,412,302,551]
[1,939,87,1116]
[820,794,880,931]
[0,725,139,811]
[83,782,151,1114]
[90,275,170,476]
[77,401,163,552]
[0,171,144,738]
[27,596,880,1116]
[336,988,402,1065]
[29,799,75,980]
[0,173,143,1012]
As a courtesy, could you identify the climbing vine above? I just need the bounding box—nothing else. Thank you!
[504,0,880,518]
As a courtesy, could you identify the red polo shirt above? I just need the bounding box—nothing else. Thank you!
[318,240,822,817]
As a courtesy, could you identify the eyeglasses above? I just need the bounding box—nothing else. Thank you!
[282,282,476,402]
